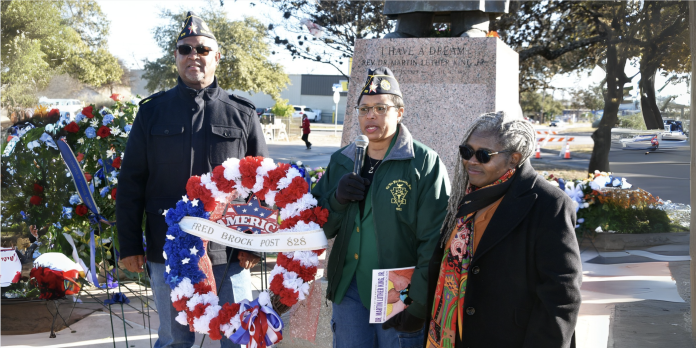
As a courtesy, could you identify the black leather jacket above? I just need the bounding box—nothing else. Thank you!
[116,77,268,264]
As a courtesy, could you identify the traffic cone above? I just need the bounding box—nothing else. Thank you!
[563,144,571,159]
[535,143,541,159]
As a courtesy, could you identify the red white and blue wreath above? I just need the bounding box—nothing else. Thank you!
[163,156,328,347]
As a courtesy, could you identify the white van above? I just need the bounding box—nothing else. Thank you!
[292,105,319,122]
[38,98,84,118]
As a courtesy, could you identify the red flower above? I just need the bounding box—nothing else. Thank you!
[64,122,80,133]
[48,108,60,118]
[269,274,285,294]
[110,94,125,102]
[29,195,42,205]
[274,176,308,208]
[82,106,94,118]
[298,265,318,282]
[111,188,117,200]
[84,173,92,182]
[211,165,235,192]
[33,183,44,193]
[76,153,84,162]
[172,297,189,311]
[239,157,263,189]
[75,204,88,216]
[186,176,206,200]
[279,288,299,307]
[96,126,111,138]
[111,156,122,169]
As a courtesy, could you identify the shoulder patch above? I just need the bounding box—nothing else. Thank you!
[139,91,165,106]
[228,94,256,111]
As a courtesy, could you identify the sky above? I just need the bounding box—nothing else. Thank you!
[97,0,689,105]
[98,0,345,75]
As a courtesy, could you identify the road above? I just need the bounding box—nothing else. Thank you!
[534,140,691,204]
[269,129,691,205]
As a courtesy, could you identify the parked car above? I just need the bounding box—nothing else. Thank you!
[292,105,319,122]
[38,97,84,119]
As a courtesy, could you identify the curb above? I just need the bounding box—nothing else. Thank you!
[593,232,690,251]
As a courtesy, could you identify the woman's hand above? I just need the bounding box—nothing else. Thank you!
[335,173,370,204]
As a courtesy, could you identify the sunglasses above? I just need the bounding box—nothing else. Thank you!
[176,44,214,56]
[459,144,509,164]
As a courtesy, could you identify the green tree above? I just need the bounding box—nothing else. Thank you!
[271,99,294,118]
[143,3,289,100]
[1,0,123,108]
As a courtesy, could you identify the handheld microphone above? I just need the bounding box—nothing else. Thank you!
[353,135,369,174]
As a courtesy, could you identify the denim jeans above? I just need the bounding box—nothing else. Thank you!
[331,278,424,348]
[148,260,252,348]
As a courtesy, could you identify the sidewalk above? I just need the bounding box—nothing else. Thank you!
[576,239,694,348]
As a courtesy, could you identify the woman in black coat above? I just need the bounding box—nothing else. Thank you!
[425,111,582,348]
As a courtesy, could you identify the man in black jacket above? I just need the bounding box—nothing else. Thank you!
[116,12,268,348]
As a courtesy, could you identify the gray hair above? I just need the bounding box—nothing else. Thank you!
[439,111,536,242]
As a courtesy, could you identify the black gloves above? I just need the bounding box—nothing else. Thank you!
[381,309,425,333]
[335,172,370,205]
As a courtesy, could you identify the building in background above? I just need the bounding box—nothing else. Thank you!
[229,74,348,124]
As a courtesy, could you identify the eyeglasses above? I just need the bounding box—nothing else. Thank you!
[176,44,214,56]
[355,104,398,117]
[459,144,509,164]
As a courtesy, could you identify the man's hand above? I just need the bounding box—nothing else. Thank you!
[238,251,260,270]
[122,255,145,273]
[382,310,425,333]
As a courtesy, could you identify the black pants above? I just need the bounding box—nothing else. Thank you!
[302,133,311,148]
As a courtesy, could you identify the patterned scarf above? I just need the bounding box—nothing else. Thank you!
[427,168,516,348]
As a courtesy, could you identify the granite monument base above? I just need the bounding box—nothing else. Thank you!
[342,37,519,177]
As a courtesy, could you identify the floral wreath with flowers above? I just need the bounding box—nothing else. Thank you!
[163,156,328,347]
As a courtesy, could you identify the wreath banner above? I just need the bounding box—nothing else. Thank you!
[164,156,330,348]
[179,217,328,252]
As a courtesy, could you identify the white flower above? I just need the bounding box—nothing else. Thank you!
[96,136,101,140]
[311,177,317,183]
[80,116,89,123]
[106,149,115,158]
[77,138,84,144]
[119,132,128,138]
[93,177,101,187]
[90,119,99,127]
[110,177,118,184]
[296,161,303,166]
[542,171,549,176]
[111,126,121,136]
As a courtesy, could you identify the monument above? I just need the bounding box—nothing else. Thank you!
[342,37,519,178]
[279,4,519,346]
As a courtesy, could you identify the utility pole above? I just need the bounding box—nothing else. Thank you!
[688,1,696,341]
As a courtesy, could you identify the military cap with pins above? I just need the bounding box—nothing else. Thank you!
[177,11,216,41]
[360,67,402,100]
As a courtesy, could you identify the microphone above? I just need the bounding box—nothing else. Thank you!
[353,135,369,174]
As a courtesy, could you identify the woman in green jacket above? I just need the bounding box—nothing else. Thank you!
[311,67,451,348]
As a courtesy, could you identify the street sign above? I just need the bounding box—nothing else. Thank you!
[333,90,340,104]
